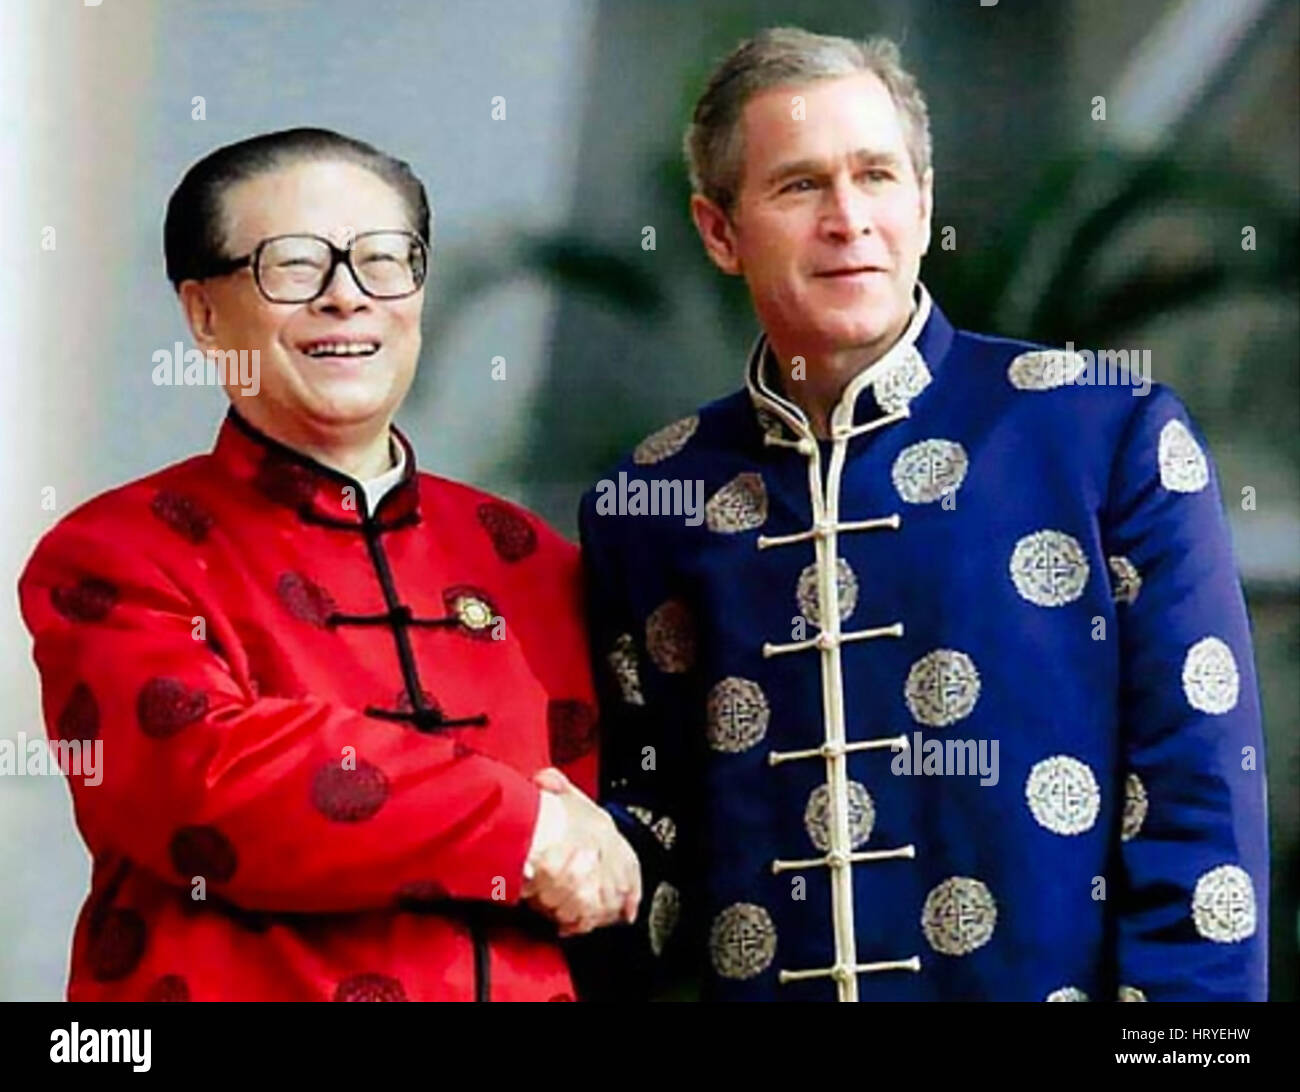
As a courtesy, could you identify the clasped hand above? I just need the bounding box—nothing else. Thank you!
[521,768,641,937]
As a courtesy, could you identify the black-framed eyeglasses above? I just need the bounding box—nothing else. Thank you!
[198,230,428,303]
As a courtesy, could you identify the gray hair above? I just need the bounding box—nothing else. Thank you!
[684,27,932,213]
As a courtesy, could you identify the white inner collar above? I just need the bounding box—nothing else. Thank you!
[360,436,407,513]
[748,280,933,434]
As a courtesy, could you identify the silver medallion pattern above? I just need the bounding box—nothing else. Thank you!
[795,557,858,627]
[709,903,777,980]
[1025,755,1101,836]
[705,676,770,754]
[651,815,678,851]
[1191,864,1256,943]
[803,781,875,852]
[921,877,997,956]
[648,881,681,957]
[872,347,932,412]
[1009,529,1090,607]
[705,472,768,534]
[891,438,969,504]
[1121,772,1148,842]
[1157,419,1208,493]
[1006,349,1087,390]
[1046,987,1089,1002]
[904,649,982,727]
[633,415,699,466]
[607,632,645,706]
[1181,636,1240,714]
[1107,555,1142,605]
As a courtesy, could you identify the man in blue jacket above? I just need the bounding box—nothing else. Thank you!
[576,26,1268,1001]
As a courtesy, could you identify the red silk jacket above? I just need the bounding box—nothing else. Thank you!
[18,409,598,1001]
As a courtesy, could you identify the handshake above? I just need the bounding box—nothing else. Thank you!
[521,767,642,937]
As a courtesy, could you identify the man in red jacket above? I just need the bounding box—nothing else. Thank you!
[17,127,638,1002]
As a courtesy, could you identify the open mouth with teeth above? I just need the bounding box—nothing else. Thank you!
[297,339,382,359]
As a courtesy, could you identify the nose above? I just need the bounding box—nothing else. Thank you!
[310,260,371,316]
[819,174,873,242]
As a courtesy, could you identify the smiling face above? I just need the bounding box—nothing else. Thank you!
[179,158,424,448]
[693,72,933,362]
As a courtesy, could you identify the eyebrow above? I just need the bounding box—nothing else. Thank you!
[762,149,906,188]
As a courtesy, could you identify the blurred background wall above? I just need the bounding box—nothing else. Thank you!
[1,0,1295,1000]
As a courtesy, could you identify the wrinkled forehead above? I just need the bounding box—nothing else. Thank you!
[739,71,912,174]
[219,159,411,253]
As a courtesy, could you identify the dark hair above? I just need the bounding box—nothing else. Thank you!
[162,127,431,291]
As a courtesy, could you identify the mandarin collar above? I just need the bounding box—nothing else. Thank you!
[362,436,407,511]
[746,281,954,442]
[212,407,421,529]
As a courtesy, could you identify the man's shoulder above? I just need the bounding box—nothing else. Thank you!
[36,454,212,547]
[18,452,216,594]
[593,389,756,482]
[948,325,1163,406]
[577,391,753,548]
[943,324,1198,450]
[943,326,1215,515]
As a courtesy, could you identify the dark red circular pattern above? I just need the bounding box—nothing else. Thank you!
[311,759,389,822]
[137,677,208,738]
[477,501,538,562]
[254,452,320,509]
[144,974,190,1001]
[548,699,598,765]
[169,825,238,883]
[89,909,147,982]
[548,992,574,1002]
[276,571,337,626]
[51,577,118,622]
[57,682,100,743]
[150,490,214,544]
[334,973,407,1002]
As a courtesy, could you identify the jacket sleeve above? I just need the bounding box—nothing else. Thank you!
[18,518,544,914]
[483,507,599,799]
[564,488,702,999]
[1105,387,1268,1000]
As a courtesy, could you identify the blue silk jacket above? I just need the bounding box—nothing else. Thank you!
[575,284,1268,1002]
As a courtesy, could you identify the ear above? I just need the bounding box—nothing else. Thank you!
[918,167,934,257]
[178,280,221,350]
[690,194,743,276]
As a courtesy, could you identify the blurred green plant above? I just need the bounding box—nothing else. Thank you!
[419,228,669,361]
[418,146,1299,483]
